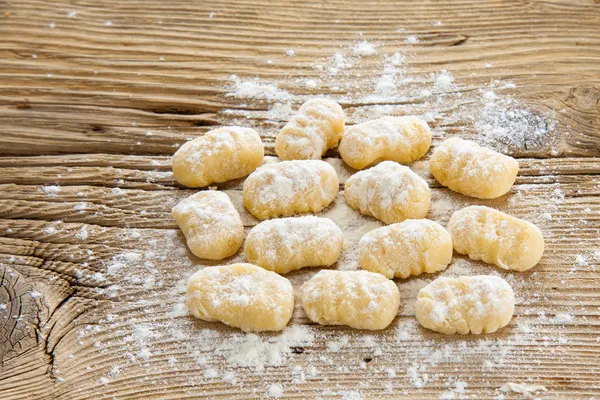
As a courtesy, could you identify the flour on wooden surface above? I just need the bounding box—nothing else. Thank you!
[75,225,88,240]
[266,383,284,398]
[43,226,57,235]
[227,74,291,101]
[42,185,61,197]
[405,35,419,45]
[352,40,377,57]
[80,225,565,395]
[434,71,454,90]
[476,104,555,153]
[499,382,547,398]
[42,30,590,399]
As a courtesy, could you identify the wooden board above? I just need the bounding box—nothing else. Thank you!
[1,0,599,399]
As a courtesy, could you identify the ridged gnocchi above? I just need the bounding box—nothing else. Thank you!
[359,219,452,279]
[172,126,264,188]
[186,263,294,332]
[172,191,244,260]
[339,116,431,170]
[245,216,343,274]
[415,275,515,335]
[344,161,430,224]
[275,98,345,160]
[448,206,544,272]
[429,137,519,199]
[243,160,339,220]
[301,270,400,330]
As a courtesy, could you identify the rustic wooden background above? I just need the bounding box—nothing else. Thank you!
[1,0,599,399]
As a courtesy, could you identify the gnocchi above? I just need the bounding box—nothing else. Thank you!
[243,160,339,220]
[172,126,264,188]
[447,205,544,272]
[359,219,452,279]
[429,137,519,199]
[186,263,294,332]
[275,98,345,160]
[415,275,515,335]
[172,191,244,260]
[339,116,431,170]
[301,270,400,330]
[344,161,430,224]
[245,216,343,274]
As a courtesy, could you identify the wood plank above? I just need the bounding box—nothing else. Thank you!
[0,0,599,157]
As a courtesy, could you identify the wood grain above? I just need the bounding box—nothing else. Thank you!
[1,0,599,399]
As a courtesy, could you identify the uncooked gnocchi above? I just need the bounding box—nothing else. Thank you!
[186,263,294,332]
[339,116,431,170]
[344,161,430,224]
[245,216,343,274]
[275,98,345,160]
[301,270,400,330]
[172,191,244,260]
[415,275,515,335]
[447,205,544,272]
[172,126,264,188]
[429,137,519,199]
[359,219,452,279]
[243,160,339,220]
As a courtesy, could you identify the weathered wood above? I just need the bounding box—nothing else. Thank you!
[1,1,599,158]
[1,0,599,399]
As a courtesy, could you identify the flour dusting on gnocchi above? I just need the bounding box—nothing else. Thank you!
[243,160,339,220]
[275,98,345,160]
[359,219,452,279]
[429,137,518,199]
[448,205,544,271]
[301,270,400,330]
[172,191,244,260]
[172,126,264,188]
[186,263,294,332]
[415,275,515,334]
[344,161,430,224]
[245,216,343,274]
[339,116,431,170]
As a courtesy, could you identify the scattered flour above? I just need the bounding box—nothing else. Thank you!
[266,383,284,398]
[499,382,547,398]
[434,71,454,90]
[326,334,350,352]
[373,53,405,97]
[352,40,377,56]
[553,313,573,324]
[42,185,61,197]
[43,226,57,235]
[405,35,419,44]
[209,325,315,371]
[440,381,468,399]
[52,34,579,399]
[227,75,291,101]
[203,369,219,379]
[339,390,363,400]
[75,225,88,240]
[476,104,554,153]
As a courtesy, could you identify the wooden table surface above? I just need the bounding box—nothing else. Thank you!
[1,0,599,399]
